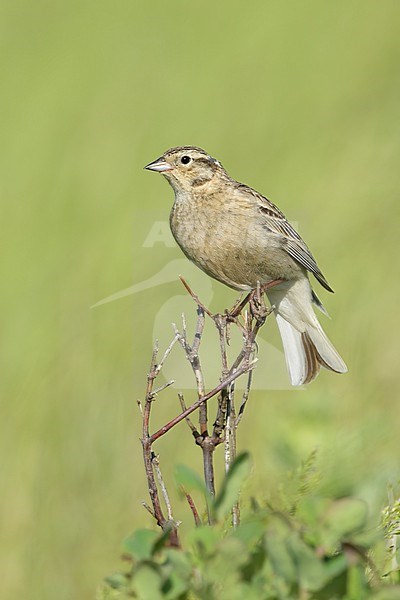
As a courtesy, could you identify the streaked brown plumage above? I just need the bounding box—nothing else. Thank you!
[145,146,347,385]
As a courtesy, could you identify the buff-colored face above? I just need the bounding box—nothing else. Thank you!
[144,146,225,192]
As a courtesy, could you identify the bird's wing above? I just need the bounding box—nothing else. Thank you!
[237,184,334,292]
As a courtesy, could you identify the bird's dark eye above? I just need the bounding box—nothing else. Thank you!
[181,156,191,165]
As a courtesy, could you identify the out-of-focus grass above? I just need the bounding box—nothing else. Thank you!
[0,1,399,598]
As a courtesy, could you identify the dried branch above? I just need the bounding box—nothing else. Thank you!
[179,275,213,317]
[155,334,180,376]
[152,454,174,522]
[151,380,175,397]
[149,360,255,444]
[225,382,240,527]
[178,393,199,437]
[212,387,229,440]
[236,368,253,426]
[141,501,155,518]
[139,277,279,537]
[141,343,165,528]
[181,487,201,527]
[210,281,278,527]
[174,301,216,501]
[213,313,229,376]
[140,340,180,546]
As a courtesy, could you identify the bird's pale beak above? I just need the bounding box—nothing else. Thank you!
[144,157,174,172]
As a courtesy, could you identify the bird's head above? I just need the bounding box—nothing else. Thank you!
[144,146,228,193]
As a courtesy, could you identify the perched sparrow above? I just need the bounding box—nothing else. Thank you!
[145,146,347,385]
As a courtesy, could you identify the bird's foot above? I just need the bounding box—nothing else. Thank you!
[225,292,252,321]
[226,279,283,321]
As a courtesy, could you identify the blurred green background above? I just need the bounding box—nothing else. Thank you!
[1,1,399,598]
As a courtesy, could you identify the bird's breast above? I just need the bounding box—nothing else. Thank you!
[169,192,298,290]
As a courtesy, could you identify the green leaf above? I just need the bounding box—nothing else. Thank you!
[323,553,348,581]
[188,525,220,558]
[163,548,192,576]
[162,549,192,599]
[218,581,261,600]
[218,537,248,568]
[214,452,251,520]
[346,564,368,599]
[233,517,266,546]
[97,582,124,599]
[265,533,297,584]
[286,534,327,592]
[122,529,159,560]
[104,572,129,590]
[322,498,368,542]
[162,573,189,600]
[133,564,163,600]
[197,538,249,592]
[175,463,208,496]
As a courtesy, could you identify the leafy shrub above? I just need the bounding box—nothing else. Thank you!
[98,453,400,599]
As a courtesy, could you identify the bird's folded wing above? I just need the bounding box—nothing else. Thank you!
[283,238,333,293]
[239,184,334,293]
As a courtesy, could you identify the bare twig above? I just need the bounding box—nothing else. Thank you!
[140,341,180,546]
[225,383,240,527]
[178,393,199,436]
[236,368,253,426]
[141,343,165,528]
[179,275,213,317]
[192,307,208,437]
[210,281,275,527]
[154,334,180,377]
[152,454,174,522]
[174,302,216,502]
[150,361,255,443]
[181,487,201,527]
[141,501,156,518]
[214,313,229,376]
[212,387,229,440]
[151,380,175,397]
[213,313,233,479]
[224,383,236,472]
[139,277,276,538]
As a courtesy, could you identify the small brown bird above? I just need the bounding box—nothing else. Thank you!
[145,146,347,386]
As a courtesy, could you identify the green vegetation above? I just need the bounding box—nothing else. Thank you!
[1,1,399,598]
[100,454,400,599]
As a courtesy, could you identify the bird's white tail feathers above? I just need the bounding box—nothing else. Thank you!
[267,279,347,386]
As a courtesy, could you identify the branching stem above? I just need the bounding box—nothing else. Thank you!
[139,277,278,534]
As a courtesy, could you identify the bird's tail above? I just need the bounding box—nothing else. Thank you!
[266,279,347,386]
